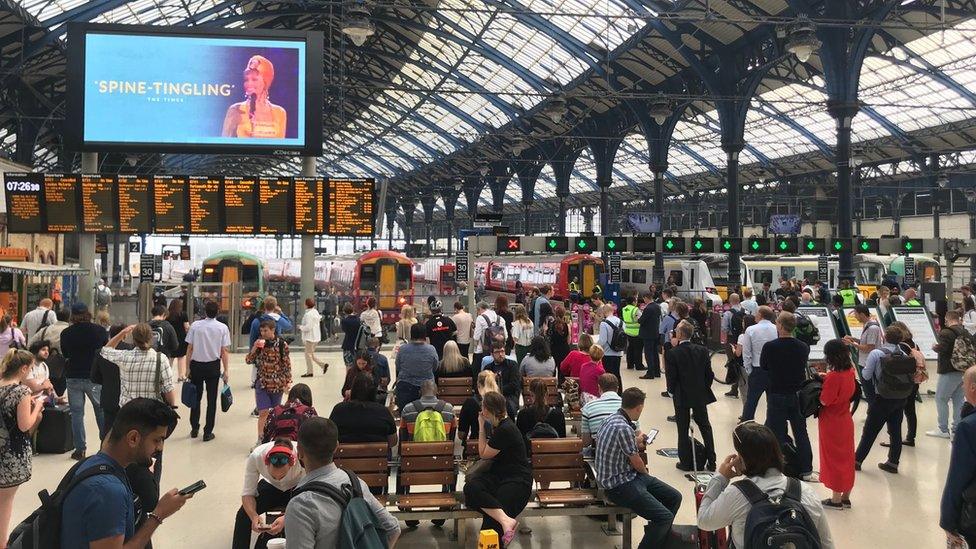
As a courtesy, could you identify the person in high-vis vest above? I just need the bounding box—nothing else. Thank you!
[903,288,922,306]
[838,281,858,308]
[621,295,644,371]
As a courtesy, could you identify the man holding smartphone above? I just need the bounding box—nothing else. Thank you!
[233,439,304,549]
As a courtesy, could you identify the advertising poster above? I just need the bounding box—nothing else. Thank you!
[843,306,881,339]
[797,306,839,361]
[891,306,939,360]
[83,33,305,147]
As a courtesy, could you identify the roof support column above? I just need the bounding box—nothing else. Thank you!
[441,186,460,257]
[724,144,745,290]
[462,180,483,227]
[488,161,514,214]
[969,196,976,286]
[588,134,622,236]
[556,193,568,236]
[652,167,667,285]
[516,158,544,236]
[385,197,397,250]
[420,194,438,254]
[829,102,859,284]
[401,199,417,248]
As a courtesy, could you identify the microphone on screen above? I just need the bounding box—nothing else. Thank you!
[248,93,257,120]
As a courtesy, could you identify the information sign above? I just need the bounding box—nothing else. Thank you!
[4,173,43,233]
[81,174,117,233]
[843,306,881,339]
[153,175,188,234]
[257,177,292,234]
[188,175,222,234]
[223,176,257,234]
[328,178,374,236]
[818,256,828,285]
[608,254,622,284]
[904,257,916,287]
[44,174,81,233]
[294,176,325,234]
[891,306,938,360]
[139,254,155,282]
[117,175,152,233]
[455,253,469,283]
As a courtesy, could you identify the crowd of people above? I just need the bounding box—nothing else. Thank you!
[1,274,976,549]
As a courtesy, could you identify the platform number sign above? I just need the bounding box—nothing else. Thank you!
[818,256,829,284]
[904,257,916,287]
[608,254,622,284]
[139,254,155,282]
[128,241,141,254]
[497,236,521,252]
[455,253,468,283]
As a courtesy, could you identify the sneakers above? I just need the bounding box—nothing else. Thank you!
[854,461,862,471]
[801,472,820,483]
[70,449,85,461]
[821,499,845,510]
[878,462,898,474]
[926,429,950,439]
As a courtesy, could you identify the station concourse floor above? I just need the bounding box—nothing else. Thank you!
[14,349,952,548]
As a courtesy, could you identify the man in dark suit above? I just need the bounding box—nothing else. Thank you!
[638,291,662,380]
[665,320,717,471]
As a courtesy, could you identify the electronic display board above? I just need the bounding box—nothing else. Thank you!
[153,175,188,234]
[4,172,43,233]
[294,176,324,234]
[66,23,324,155]
[257,176,291,234]
[223,176,257,234]
[188,175,222,234]
[328,177,374,236]
[117,175,152,233]
[81,173,117,233]
[44,174,81,233]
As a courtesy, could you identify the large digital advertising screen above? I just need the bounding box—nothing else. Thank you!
[65,24,323,155]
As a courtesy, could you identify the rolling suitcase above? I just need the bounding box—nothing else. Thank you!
[689,425,729,549]
[35,405,73,454]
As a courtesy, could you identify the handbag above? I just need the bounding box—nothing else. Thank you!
[464,457,493,482]
[181,380,198,408]
[220,382,234,412]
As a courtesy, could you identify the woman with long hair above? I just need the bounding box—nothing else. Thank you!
[888,321,927,448]
[0,349,44,547]
[459,370,510,442]
[261,383,318,443]
[547,304,571,370]
[560,332,594,378]
[519,336,555,378]
[395,304,417,344]
[515,377,565,438]
[167,298,190,380]
[437,340,470,380]
[511,304,534,366]
[221,55,287,138]
[342,351,374,400]
[818,339,858,509]
[360,297,382,342]
[495,294,514,354]
[0,316,25,357]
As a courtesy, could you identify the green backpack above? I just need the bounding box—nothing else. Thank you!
[412,401,448,442]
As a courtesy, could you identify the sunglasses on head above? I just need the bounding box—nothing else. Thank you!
[268,453,291,467]
[732,419,757,445]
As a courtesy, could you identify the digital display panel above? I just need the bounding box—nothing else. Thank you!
[66,23,324,155]
[223,176,256,234]
[4,173,43,233]
[117,175,152,233]
[44,174,81,233]
[293,176,324,234]
[153,175,188,234]
[257,176,291,234]
[81,174,117,233]
[328,178,374,236]
[188,175,222,234]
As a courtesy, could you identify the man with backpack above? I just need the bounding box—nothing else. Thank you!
[400,380,455,441]
[472,301,507,381]
[285,417,401,549]
[843,304,884,402]
[855,327,915,474]
[598,304,627,392]
[54,398,191,548]
[149,304,180,363]
[249,296,294,347]
[19,297,57,341]
[666,321,717,472]
[722,294,748,398]
[930,311,971,439]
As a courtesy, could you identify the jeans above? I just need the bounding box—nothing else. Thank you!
[626,335,644,370]
[606,473,682,549]
[232,479,293,549]
[765,392,814,475]
[855,396,906,466]
[936,371,964,433]
[642,338,660,377]
[66,378,105,453]
[604,355,623,392]
[741,368,768,421]
[904,384,919,442]
[189,360,221,435]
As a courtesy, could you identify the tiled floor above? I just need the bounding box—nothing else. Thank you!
[13,350,954,548]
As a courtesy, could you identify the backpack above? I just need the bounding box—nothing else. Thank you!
[292,468,387,549]
[796,375,823,419]
[354,322,373,352]
[8,459,126,549]
[876,347,917,400]
[728,308,748,341]
[95,285,111,307]
[527,420,559,440]
[603,318,627,352]
[412,400,448,442]
[560,377,580,412]
[481,313,506,351]
[792,314,820,347]
[951,326,976,373]
[264,402,311,443]
[687,317,707,347]
[733,478,822,549]
[150,324,166,354]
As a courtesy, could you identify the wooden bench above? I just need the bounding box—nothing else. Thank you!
[531,438,599,506]
[437,377,472,406]
[523,376,560,406]
[395,441,460,511]
[334,443,390,504]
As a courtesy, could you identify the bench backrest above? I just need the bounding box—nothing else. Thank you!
[335,443,389,493]
[437,377,472,406]
[523,376,559,406]
[398,441,456,490]
[530,438,586,485]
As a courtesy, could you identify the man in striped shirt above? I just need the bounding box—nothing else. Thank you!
[581,374,638,447]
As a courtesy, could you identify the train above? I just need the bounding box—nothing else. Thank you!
[619,258,723,307]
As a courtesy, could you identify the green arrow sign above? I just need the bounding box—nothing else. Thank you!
[904,241,913,251]
[578,240,587,249]
[548,239,557,249]
[723,240,732,251]
[833,241,843,251]
[607,239,617,250]
[860,241,870,251]
[751,240,760,251]
[806,241,816,251]
[779,241,788,251]
[665,240,675,250]
[694,240,703,250]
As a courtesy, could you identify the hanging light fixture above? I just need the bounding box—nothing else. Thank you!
[511,136,526,157]
[786,16,820,63]
[543,92,568,124]
[479,161,489,176]
[342,5,375,47]
[649,93,671,125]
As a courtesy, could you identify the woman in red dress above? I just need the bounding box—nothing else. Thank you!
[819,339,858,509]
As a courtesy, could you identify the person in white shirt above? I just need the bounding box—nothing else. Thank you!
[185,300,232,441]
[741,306,779,421]
[740,288,759,316]
[232,439,305,549]
[20,298,57,341]
[452,301,473,358]
[472,301,507,373]
[299,298,326,378]
[698,421,834,549]
[597,304,625,392]
[360,297,383,340]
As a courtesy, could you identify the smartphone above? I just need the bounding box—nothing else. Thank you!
[265,511,283,522]
[178,480,206,496]
[645,429,659,445]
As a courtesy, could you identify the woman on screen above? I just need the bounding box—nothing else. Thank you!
[221,55,287,139]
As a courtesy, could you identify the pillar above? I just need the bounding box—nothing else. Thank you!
[446,217,455,257]
[300,157,316,301]
[653,169,666,284]
[79,153,97,309]
[386,216,395,249]
[969,199,976,284]
[598,181,610,235]
[523,202,532,235]
[557,194,568,235]
[828,103,858,285]
[725,146,744,288]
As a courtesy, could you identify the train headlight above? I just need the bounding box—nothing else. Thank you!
[398,297,406,304]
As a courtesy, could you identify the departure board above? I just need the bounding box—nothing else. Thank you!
[294,176,325,234]
[117,175,152,233]
[44,174,81,233]
[223,176,257,234]
[257,176,291,234]
[81,174,117,233]
[188,175,222,234]
[153,175,188,234]
[328,178,374,236]
[4,172,43,233]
